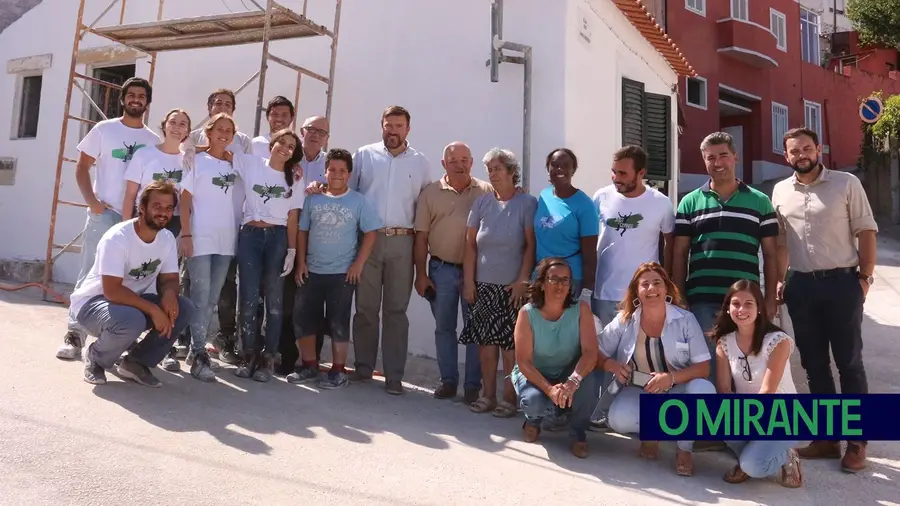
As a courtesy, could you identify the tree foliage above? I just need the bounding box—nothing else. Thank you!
[871,94,900,145]
[846,0,900,48]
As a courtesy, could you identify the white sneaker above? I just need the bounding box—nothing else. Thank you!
[56,331,83,360]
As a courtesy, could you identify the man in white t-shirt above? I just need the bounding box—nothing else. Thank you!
[71,181,194,387]
[56,77,161,361]
[250,96,295,157]
[592,145,675,326]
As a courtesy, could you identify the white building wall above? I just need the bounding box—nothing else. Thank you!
[563,0,678,199]
[0,0,677,360]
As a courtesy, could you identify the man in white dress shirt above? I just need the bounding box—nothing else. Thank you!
[347,106,432,395]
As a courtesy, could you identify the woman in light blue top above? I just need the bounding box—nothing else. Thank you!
[533,149,599,297]
[512,257,601,459]
[597,262,716,476]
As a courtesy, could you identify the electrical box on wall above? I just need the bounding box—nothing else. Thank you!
[0,157,17,185]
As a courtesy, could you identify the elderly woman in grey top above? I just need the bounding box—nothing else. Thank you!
[461,148,537,418]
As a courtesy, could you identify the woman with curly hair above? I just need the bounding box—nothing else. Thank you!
[511,257,601,458]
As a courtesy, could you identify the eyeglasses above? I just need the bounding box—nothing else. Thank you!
[302,126,329,136]
[738,355,752,382]
[546,276,571,285]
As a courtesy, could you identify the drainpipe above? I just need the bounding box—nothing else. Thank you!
[489,0,533,192]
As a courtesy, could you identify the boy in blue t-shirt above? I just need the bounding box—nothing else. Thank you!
[288,148,382,389]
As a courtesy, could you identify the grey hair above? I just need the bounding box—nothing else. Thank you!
[483,147,521,186]
[700,131,736,153]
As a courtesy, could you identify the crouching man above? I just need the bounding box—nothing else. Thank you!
[70,181,195,387]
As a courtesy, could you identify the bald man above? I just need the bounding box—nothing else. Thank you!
[414,142,492,403]
[279,115,332,375]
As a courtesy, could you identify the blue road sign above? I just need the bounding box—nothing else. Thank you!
[860,96,884,124]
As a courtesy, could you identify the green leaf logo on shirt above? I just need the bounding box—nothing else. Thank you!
[212,173,235,194]
[128,258,161,280]
[152,168,183,183]
[111,142,146,163]
[606,213,644,236]
[252,183,291,203]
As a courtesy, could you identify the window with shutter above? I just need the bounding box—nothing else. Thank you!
[645,93,671,181]
[622,78,645,148]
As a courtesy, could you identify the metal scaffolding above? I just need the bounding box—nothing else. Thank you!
[41,0,342,301]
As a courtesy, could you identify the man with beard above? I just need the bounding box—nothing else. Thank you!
[57,77,161,361]
[347,105,432,395]
[70,181,194,387]
[773,127,877,473]
[673,132,778,375]
[591,145,675,327]
[251,96,295,157]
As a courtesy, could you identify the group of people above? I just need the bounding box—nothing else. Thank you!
[55,76,878,486]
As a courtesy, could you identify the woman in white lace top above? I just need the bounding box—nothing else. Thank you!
[709,279,803,489]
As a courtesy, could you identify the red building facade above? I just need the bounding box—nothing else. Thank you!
[667,0,900,188]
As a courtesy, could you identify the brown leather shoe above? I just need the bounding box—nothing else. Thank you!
[432,382,457,399]
[639,441,660,459]
[841,442,867,473]
[796,440,841,459]
[571,441,588,459]
[523,422,540,443]
[463,387,481,405]
[675,449,694,476]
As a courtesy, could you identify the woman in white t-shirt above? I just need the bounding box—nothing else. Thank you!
[228,129,305,383]
[179,113,240,382]
[122,108,191,236]
[710,279,803,488]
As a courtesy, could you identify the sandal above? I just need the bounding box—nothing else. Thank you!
[639,441,659,460]
[777,449,803,488]
[723,465,750,484]
[675,449,694,477]
[469,396,497,413]
[492,401,517,418]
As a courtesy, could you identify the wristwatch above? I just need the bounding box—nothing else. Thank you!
[859,273,875,286]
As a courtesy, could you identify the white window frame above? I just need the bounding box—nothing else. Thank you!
[685,76,708,110]
[771,102,789,155]
[686,0,706,17]
[804,100,823,144]
[10,71,43,140]
[770,9,787,52]
[731,0,749,21]
[800,7,821,64]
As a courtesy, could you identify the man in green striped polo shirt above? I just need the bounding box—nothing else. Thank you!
[672,132,779,361]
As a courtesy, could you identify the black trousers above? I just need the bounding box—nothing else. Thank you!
[279,273,325,374]
[784,269,868,397]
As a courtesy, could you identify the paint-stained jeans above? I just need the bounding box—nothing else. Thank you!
[68,209,122,336]
[237,225,288,355]
[607,378,717,451]
[187,254,233,354]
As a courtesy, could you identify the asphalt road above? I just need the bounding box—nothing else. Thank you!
[2,233,900,505]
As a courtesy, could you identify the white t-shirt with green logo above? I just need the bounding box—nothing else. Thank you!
[68,219,178,319]
[180,152,239,256]
[77,118,161,215]
[233,154,304,226]
[592,185,675,302]
[124,145,184,215]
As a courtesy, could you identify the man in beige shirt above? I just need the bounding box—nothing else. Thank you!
[773,127,878,473]
[414,142,493,403]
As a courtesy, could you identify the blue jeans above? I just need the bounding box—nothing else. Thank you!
[237,225,288,355]
[187,254,233,354]
[428,258,481,390]
[690,302,721,381]
[607,378,717,451]
[68,209,122,336]
[77,293,194,370]
[726,440,797,478]
[513,369,602,441]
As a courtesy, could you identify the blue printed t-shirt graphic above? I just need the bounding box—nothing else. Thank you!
[300,191,383,274]
[212,173,236,194]
[152,168,184,184]
[112,142,147,163]
[128,258,161,280]
[534,186,599,281]
[253,183,292,203]
[605,212,644,237]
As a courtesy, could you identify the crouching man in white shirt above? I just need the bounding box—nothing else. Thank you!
[69,181,195,387]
